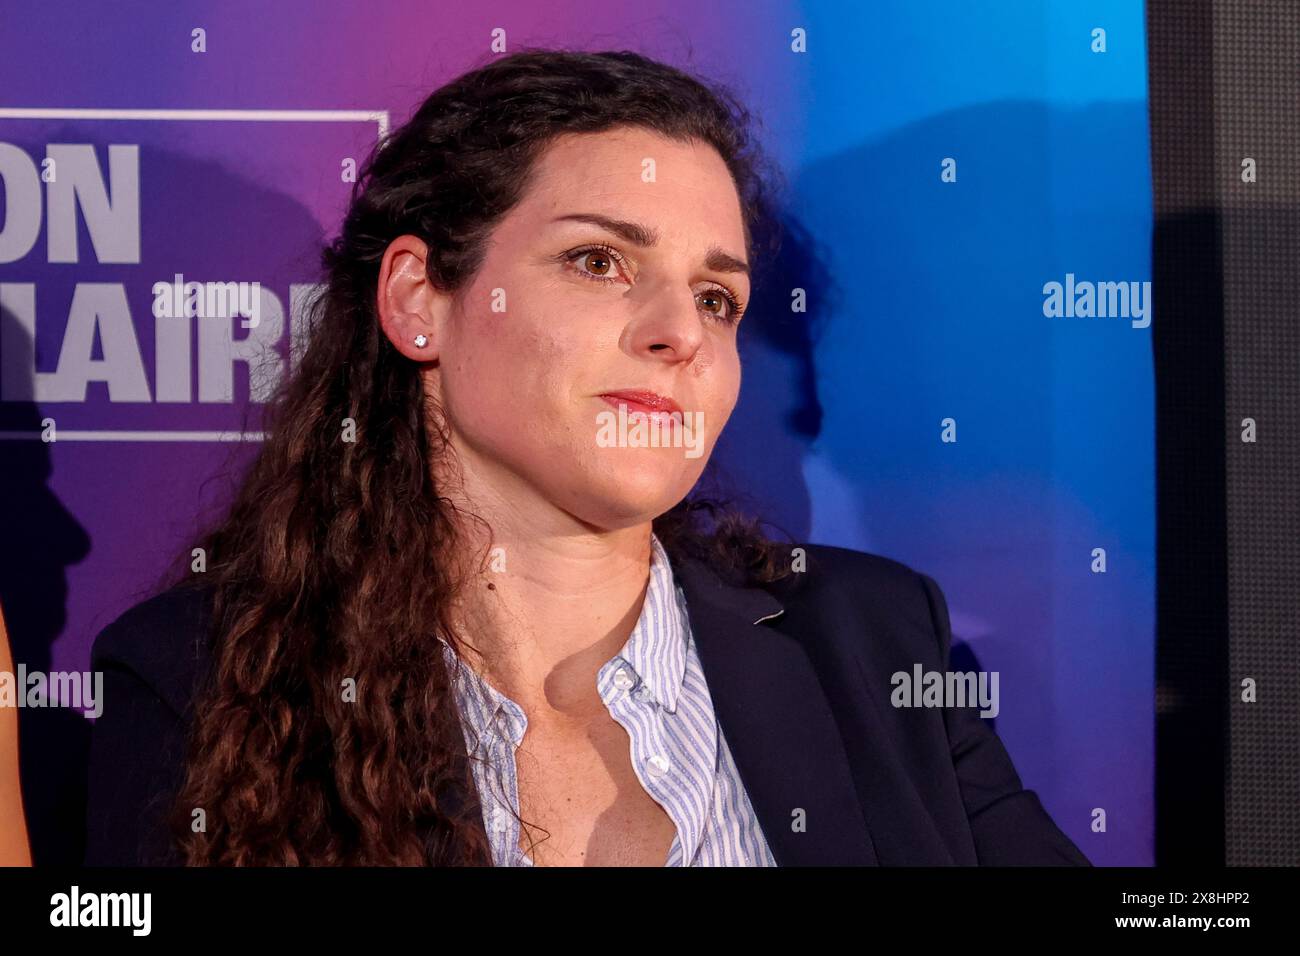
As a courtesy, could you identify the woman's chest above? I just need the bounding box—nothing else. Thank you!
[511,713,678,867]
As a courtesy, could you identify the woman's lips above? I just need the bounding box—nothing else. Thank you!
[599,393,684,424]
[599,390,682,415]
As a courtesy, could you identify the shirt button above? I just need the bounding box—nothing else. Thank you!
[613,667,635,691]
[647,753,671,777]
[492,806,508,832]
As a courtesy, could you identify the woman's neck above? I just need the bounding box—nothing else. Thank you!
[437,456,658,724]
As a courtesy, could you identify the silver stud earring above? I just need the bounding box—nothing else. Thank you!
[413,334,428,348]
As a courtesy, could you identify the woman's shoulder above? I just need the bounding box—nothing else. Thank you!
[89,580,216,717]
[86,582,212,866]
[768,540,944,613]
[761,541,953,663]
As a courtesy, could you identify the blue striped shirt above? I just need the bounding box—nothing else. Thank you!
[437,534,777,866]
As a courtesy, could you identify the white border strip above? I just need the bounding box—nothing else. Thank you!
[0,431,266,442]
[0,106,390,137]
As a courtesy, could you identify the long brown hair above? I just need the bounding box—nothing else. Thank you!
[161,48,792,865]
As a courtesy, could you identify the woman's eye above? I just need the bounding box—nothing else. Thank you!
[579,250,615,277]
[563,245,743,324]
[566,245,626,282]
[698,289,743,323]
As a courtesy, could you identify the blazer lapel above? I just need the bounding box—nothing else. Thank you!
[672,553,878,866]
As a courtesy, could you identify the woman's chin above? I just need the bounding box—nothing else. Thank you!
[561,455,701,526]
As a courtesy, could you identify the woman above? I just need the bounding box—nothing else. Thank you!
[85,49,1089,866]
[1,601,33,866]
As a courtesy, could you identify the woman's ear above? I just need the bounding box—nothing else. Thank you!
[376,235,443,361]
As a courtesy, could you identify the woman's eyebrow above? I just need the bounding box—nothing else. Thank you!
[551,211,750,278]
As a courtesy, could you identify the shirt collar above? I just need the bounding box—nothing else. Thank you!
[436,638,512,754]
[613,532,689,715]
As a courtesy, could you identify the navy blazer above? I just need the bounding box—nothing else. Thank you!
[84,543,1091,866]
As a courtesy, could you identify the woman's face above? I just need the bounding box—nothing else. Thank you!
[385,127,751,531]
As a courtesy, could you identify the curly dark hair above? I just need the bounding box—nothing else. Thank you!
[159,47,793,865]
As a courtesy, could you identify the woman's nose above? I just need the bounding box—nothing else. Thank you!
[627,286,705,360]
